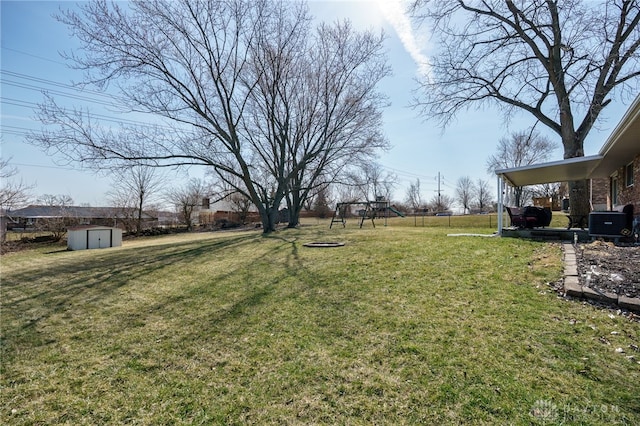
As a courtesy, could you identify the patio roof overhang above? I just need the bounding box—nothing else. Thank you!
[496,94,640,188]
[495,155,604,188]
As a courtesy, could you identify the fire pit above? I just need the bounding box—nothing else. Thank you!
[303,242,345,248]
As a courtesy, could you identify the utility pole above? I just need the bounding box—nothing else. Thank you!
[435,172,442,212]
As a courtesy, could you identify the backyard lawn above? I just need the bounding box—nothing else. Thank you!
[1,223,639,424]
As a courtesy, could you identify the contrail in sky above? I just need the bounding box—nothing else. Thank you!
[377,0,431,80]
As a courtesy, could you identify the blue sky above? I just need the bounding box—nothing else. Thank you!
[0,0,632,208]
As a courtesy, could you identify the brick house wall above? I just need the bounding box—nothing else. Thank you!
[614,154,639,214]
[589,155,639,214]
[591,177,609,209]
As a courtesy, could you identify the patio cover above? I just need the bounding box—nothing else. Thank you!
[494,94,640,235]
[496,155,604,187]
[494,155,604,234]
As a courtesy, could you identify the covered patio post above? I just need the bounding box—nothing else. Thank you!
[497,174,504,236]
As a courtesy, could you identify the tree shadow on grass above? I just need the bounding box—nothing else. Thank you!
[1,234,261,355]
[158,233,355,348]
[2,230,360,373]
[45,248,69,254]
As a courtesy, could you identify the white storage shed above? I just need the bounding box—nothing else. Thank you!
[67,225,123,251]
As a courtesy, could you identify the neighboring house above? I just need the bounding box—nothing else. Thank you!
[5,205,157,231]
[496,94,640,233]
[198,197,260,226]
[156,210,181,228]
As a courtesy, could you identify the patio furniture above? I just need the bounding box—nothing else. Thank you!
[506,206,552,229]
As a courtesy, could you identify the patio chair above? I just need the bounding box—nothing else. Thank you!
[506,206,552,229]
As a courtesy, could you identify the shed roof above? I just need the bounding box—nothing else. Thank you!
[67,225,122,231]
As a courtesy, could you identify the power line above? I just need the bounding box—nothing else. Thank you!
[1,70,113,99]
[1,97,176,131]
[1,45,67,66]
[8,161,85,172]
[2,79,119,108]
[1,129,28,137]
[378,164,437,181]
[2,125,35,132]
[0,70,193,133]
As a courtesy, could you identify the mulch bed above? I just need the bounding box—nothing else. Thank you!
[576,241,640,299]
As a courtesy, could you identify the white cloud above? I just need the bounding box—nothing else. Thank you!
[376,0,431,80]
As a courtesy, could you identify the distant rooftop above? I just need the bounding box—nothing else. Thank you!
[6,205,157,220]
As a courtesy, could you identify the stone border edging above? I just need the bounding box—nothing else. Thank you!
[562,243,640,312]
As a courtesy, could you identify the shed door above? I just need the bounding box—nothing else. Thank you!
[87,229,111,249]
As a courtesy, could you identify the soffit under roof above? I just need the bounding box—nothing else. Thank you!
[496,155,604,187]
[496,94,640,186]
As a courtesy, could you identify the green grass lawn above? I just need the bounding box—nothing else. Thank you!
[1,225,639,425]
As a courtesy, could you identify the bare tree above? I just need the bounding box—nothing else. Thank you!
[227,193,254,225]
[532,182,563,208]
[35,194,76,241]
[486,129,557,207]
[29,0,389,233]
[243,12,390,228]
[107,164,164,235]
[312,186,332,219]
[165,178,209,231]
[334,175,362,204]
[0,158,32,212]
[208,172,255,225]
[428,193,454,214]
[474,178,493,213]
[347,162,397,202]
[455,176,475,214]
[533,182,563,199]
[411,0,640,218]
[405,178,423,213]
[300,183,331,213]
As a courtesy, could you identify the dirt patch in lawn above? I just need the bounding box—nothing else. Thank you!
[576,241,640,299]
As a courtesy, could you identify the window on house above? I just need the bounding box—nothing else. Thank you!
[625,162,634,187]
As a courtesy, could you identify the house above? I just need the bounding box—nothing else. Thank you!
[197,197,259,227]
[5,205,157,232]
[496,94,640,234]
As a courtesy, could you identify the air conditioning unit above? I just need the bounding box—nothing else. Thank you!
[588,212,631,237]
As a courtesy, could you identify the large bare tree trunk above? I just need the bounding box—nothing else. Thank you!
[568,180,590,221]
[563,128,590,219]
